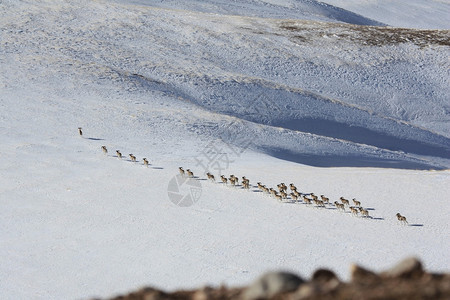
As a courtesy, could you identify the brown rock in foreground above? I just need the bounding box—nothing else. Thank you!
[101,257,450,300]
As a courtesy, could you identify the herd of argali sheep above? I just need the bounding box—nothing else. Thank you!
[178,167,411,225]
[179,168,376,219]
[79,127,410,225]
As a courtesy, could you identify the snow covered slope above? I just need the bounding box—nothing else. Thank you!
[118,0,386,25]
[0,0,449,299]
[321,0,450,29]
[2,0,448,169]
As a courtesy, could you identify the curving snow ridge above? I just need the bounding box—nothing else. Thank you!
[118,0,386,25]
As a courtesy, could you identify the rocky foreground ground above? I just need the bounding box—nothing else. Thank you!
[99,257,450,300]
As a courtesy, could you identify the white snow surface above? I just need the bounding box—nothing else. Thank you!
[0,0,449,299]
[321,0,450,29]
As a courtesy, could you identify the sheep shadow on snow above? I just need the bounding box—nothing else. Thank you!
[85,137,104,141]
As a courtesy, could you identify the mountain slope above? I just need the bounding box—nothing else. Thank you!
[321,0,450,29]
[1,0,449,168]
[118,0,386,25]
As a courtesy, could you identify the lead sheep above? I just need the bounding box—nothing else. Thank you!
[396,213,408,225]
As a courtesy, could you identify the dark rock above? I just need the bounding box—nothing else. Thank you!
[381,257,424,279]
[243,271,304,299]
[293,283,318,299]
[102,258,450,300]
[350,264,380,285]
[192,286,214,300]
[312,269,339,284]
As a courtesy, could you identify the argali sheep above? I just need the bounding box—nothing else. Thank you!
[229,175,237,186]
[352,198,361,207]
[275,194,283,201]
[280,191,288,199]
[101,146,108,154]
[206,172,215,182]
[359,207,369,218]
[270,188,278,197]
[143,158,149,167]
[310,193,318,201]
[290,192,299,202]
[179,167,185,176]
[116,150,122,159]
[340,197,350,206]
[303,196,312,205]
[320,195,329,204]
[277,183,287,192]
[186,169,194,178]
[289,183,297,192]
[220,175,228,184]
[241,177,250,187]
[396,213,408,225]
[242,179,250,189]
[313,199,325,207]
[334,201,345,211]
[129,154,136,162]
[350,206,359,216]
[257,182,265,190]
[78,127,83,136]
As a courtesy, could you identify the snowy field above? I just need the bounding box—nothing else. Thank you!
[0,0,449,299]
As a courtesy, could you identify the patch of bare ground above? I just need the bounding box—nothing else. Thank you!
[98,257,450,300]
[279,21,450,47]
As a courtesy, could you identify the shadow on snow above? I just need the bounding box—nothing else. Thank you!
[261,146,444,170]
[278,118,450,160]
